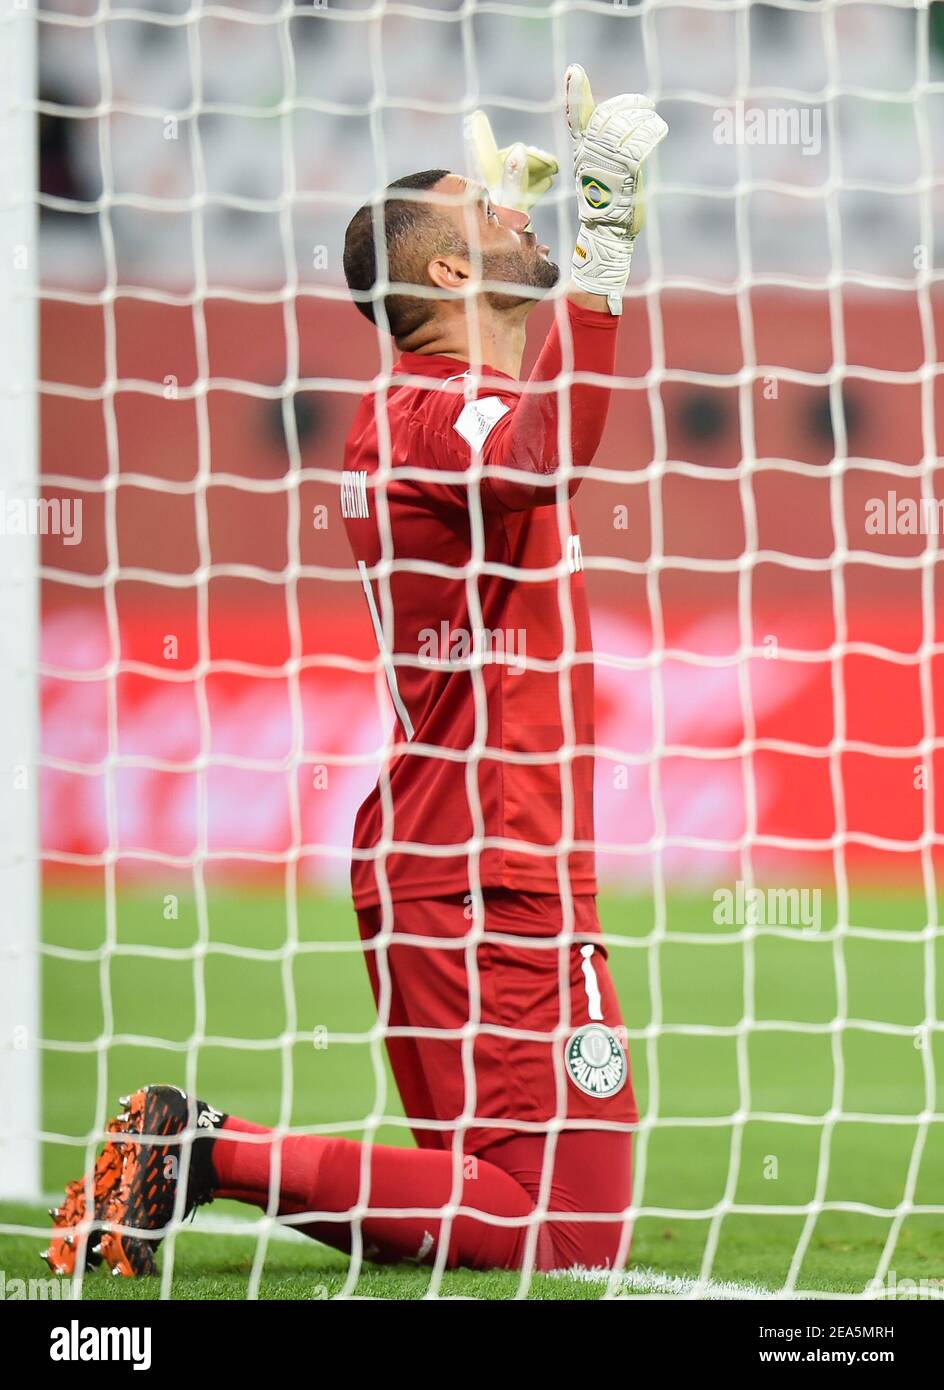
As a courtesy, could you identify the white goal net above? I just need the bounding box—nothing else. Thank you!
[1,0,943,1300]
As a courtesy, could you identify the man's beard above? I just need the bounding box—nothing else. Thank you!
[479,247,560,311]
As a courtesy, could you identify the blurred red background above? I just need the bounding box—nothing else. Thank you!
[39,287,944,888]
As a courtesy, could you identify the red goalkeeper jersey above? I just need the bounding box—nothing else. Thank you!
[341,300,619,909]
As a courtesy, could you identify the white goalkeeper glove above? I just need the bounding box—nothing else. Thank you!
[464,110,559,215]
[564,64,668,315]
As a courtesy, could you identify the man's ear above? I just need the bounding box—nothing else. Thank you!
[427,254,470,294]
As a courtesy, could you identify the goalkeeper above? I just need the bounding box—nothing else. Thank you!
[45,68,667,1278]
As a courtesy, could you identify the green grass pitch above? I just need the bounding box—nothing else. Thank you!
[1,886,942,1300]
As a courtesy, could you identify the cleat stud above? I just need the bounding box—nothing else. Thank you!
[119,1095,130,1107]
[92,1243,102,1257]
[48,1207,61,1220]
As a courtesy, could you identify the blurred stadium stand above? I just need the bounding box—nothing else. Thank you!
[37,0,944,285]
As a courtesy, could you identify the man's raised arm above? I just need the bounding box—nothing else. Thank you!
[481,66,667,512]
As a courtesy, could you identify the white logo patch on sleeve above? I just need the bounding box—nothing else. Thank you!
[453,396,510,450]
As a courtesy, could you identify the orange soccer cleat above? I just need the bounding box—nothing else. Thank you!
[44,1085,226,1279]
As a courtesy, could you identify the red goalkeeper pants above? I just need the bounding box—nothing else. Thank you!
[213,890,637,1270]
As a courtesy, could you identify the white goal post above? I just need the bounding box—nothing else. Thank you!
[0,2,40,1201]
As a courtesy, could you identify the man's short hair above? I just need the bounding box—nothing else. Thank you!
[343,170,468,339]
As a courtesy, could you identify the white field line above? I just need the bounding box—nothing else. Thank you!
[549,1266,779,1299]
